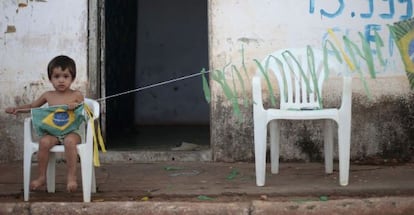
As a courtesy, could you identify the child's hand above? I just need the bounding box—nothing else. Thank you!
[5,107,18,115]
[67,103,79,110]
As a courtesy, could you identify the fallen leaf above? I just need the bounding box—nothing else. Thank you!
[226,169,239,180]
[319,196,329,201]
[164,166,184,171]
[141,196,150,201]
[197,195,214,201]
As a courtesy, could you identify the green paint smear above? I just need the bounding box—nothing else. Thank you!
[201,25,406,118]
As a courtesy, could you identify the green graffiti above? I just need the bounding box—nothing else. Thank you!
[202,25,411,117]
[253,57,276,106]
[201,68,211,104]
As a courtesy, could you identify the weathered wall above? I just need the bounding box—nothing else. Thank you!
[209,0,414,162]
[0,0,88,163]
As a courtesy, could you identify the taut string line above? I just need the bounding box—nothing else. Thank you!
[12,69,211,112]
[96,69,210,102]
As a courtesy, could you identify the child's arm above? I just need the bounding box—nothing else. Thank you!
[4,93,48,115]
[67,91,84,110]
[5,105,32,114]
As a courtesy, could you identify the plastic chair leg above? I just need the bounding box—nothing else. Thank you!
[23,152,33,201]
[46,153,56,193]
[338,123,351,186]
[80,153,93,202]
[269,120,280,174]
[324,120,334,174]
[254,121,267,186]
[92,167,96,193]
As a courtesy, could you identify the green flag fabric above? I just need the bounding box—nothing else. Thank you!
[389,18,414,89]
[31,104,86,137]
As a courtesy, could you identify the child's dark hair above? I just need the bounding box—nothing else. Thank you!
[47,55,76,80]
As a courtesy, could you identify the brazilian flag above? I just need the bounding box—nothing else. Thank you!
[389,18,414,89]
[31,104,85,137]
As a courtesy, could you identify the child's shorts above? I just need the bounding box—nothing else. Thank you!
[56,130,83,144]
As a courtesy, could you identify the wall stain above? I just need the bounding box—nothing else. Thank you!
[211,93,414,163]
[5,25,16,33]
[18,3,28,8]
[211,96,254,162]
[295,124,323,162]
[237,37,259,44]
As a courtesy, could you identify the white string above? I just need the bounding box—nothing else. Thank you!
[13,69,212,113]
[97,69,211,102]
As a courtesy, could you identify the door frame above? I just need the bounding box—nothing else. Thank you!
[87,0,106,137]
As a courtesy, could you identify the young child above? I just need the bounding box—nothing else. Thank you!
[5,55,84,192]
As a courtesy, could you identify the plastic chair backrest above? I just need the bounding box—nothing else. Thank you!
[262,47,337,110]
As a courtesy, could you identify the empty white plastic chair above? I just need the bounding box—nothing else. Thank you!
[23,98,100,202]
[252,47,352,186]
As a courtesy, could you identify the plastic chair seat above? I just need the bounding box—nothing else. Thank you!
[266,108,340,120]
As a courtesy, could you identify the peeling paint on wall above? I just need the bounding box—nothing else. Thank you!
[17,0,28,8]
[5,25,15,33]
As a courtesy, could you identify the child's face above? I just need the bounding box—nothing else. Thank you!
[50,67,74,92]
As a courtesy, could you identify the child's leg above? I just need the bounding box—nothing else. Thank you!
[63,132,81,192]
[31,135,59,190]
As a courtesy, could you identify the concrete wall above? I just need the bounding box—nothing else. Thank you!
[0,0,88,163]
[209,0,414,162]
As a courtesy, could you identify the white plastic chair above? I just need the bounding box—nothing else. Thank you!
[23,98,100,202]
[252,47,352,186]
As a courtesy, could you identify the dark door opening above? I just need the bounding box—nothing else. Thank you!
[105,0,210,150]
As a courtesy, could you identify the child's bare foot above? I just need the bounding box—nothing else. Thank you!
[30,177,46,190]
[67,178,78,192]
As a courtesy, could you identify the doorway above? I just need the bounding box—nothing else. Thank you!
[104,0,210,151]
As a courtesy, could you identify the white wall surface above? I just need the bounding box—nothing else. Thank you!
[210,0,411,77]
[0,0,88,162]
[0,0,88,104]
